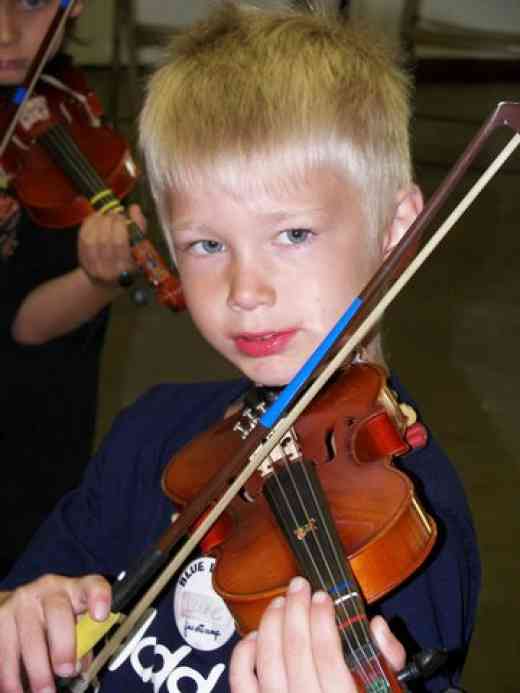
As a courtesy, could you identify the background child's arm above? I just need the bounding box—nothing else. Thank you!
[11,205,144,345]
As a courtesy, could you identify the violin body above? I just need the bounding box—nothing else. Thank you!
[0,62,138,228]
[164,362,437,634]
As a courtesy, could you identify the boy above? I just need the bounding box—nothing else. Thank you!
[0,3,480,692]
[0,0,142,575]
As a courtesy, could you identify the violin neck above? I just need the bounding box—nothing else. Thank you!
[263,458,403,692]
[38,122,121,213]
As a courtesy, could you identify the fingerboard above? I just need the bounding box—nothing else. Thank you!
[263,459,393,692]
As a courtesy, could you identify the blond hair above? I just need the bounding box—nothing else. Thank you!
[140,1,412,244]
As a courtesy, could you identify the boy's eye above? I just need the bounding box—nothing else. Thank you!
[278,228,313,245]
[19,0,49,10]
[189,239,225,255]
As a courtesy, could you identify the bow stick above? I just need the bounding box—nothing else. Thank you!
[65,101,520,691]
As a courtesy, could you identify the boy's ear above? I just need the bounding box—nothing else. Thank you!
[382,185,424,259]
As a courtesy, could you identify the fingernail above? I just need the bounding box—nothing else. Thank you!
[270,596,285,609]
[312,590,329,604]
[55,663,75,677]
[372,615,390,640]
[288,576,306,593]
[245,630,258,640]
[93,601,108,620]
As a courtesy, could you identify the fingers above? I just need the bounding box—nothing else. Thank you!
[230,577,359,693]
[309,589,352,693]
[0,574,111,693]
[229,632,260,693]
[0,604,24,693]
[255,595,291,692]
[78,206,147,285]
[229,578,408,693]
[281,578,321,691]
[128,203,147,231]
[370,615,406,673]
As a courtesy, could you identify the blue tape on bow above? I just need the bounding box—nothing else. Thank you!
[12,87,27,105]
[260,296,363,428]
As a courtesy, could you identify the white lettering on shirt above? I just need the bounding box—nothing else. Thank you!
[106,606,226,692]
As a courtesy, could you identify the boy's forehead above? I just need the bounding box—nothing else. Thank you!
[167,166,358,220]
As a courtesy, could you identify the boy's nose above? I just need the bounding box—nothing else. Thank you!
[0,9,19,46]
[227,260,276,311]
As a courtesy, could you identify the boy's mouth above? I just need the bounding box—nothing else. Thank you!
[233,329,298,358]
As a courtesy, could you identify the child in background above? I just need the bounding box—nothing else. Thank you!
[0,3,480,692]
[0,0,142,576]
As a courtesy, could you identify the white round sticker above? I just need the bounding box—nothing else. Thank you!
[174,557,235,651]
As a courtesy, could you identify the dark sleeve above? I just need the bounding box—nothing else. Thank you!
[0,385,176,588]
[374,434,481,692]
[0,379,249,589]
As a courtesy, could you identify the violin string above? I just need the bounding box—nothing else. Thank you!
[50,124,107,194]
[267,457,377,690]
[40,125,104,199]
[293,458,388,685]
[47,124,107,197]
[39,126,90,189]
[41,125,109,202]
[273,455,387,688]
[267,452,386,689]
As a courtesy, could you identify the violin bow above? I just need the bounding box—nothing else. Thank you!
[66,102,520,691]
[0,0,78,158]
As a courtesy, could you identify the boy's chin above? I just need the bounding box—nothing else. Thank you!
[247,368,292,389]
[237,355,301,389]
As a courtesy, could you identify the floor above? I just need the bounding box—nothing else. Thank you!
[88,60,520,691]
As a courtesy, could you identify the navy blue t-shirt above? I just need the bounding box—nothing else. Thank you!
[1,377,480,692]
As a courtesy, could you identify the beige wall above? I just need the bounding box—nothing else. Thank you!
[71,0,314,65]
[71,0,520,66]
[70,0,114,65]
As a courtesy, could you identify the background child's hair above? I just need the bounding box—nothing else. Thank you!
[140,1,413,245]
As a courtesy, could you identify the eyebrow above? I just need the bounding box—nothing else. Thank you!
[251,207,326,221]
[170,207,326,232]
[171,207,326,235]
[170,222,212,235]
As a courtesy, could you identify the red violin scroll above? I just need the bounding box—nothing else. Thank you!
[164,362,438,690]
[0,62,185,310]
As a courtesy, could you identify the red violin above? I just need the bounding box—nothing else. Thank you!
[163,362,437,690]
[0,58,184,310]
[0,63,135,229]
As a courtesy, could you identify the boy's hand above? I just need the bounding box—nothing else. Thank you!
[0,574,111,693]
[229,576,406,693]
[78,204,146,287]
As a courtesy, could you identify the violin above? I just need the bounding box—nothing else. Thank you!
[163,361,437,690]
[0,62,135,229]
[0,1,185,310]
[164,362,435,619]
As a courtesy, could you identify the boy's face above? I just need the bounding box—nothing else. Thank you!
[169,168,384,387]
[0,0,84,86]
